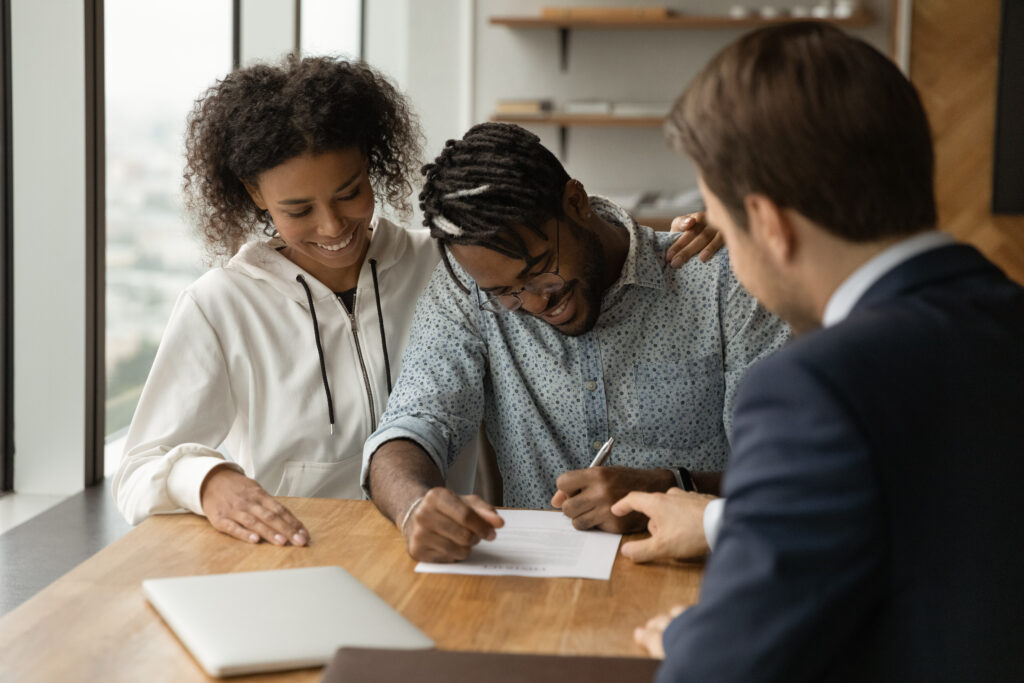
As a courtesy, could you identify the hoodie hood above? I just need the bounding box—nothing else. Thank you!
[224,214,415,307]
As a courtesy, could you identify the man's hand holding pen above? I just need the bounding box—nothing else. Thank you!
[551,438,678,534]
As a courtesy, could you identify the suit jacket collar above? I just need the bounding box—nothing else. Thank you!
[853,243,998,312]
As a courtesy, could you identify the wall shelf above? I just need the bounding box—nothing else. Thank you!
[489,12,874,30]
[491,11,875,69]
[491,113,663,127]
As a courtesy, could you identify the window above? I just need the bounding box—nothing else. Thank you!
[104,1,233,475]
[102,0,363,478]
[300,0,362,59]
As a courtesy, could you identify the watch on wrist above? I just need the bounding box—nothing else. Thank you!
[674,466,698,493]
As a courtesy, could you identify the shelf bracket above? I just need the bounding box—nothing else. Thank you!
[559,125,568,162]
[559,27,570,71]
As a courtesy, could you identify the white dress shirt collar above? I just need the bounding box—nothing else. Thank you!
[822,231,954,327]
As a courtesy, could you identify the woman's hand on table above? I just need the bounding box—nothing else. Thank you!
[200,465,310,546]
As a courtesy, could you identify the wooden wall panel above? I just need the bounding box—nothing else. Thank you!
[910,0,1024,283]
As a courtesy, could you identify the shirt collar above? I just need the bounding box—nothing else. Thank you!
[822,230,955,327]
[590,195,664,295]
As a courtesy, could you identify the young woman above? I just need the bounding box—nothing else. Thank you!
[111,56,445,546]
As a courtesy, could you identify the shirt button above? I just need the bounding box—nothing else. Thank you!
[585,381,597,391]
[592,440,604,450]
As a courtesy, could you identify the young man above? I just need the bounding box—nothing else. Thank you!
[629,23,1024,681]
[360,122,790,562]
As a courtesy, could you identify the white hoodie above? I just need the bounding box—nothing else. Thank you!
[112,216,446,524]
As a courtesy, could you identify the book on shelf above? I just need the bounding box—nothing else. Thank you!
[495,99,554,116]
[564,100,612,115]
[540,6,676,20]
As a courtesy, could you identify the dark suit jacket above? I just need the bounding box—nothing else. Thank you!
[657,244,1024,682]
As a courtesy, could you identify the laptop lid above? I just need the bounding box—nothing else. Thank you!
[142,565,434,677]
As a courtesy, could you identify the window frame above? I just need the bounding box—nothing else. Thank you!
[84,0,104,486]
[1,0,13,493]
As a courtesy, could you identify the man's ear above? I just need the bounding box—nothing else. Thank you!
[561,178,593,223]
[744,194,796,263]
[242,180,267,211]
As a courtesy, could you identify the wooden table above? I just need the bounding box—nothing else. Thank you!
[0,499,703,682]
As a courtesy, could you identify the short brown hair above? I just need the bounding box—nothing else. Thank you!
[667,22,936,241]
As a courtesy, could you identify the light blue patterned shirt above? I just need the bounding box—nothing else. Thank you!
[361,198,791,508]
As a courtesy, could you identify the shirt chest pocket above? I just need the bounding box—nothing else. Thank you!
[635,354,725,450]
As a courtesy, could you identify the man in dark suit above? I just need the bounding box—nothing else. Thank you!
[617,22,1024,681]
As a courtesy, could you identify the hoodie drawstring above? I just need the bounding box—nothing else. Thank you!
[369,259,393,394]
[296,274,336,434]
[295,264,393,435]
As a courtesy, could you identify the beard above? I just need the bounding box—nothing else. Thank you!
[551,225,607,337]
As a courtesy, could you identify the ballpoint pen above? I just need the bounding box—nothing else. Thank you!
[588,436,615,468]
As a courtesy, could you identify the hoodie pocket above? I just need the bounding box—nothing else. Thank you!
[274,456,363,499]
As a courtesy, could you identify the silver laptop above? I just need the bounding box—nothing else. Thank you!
[142,565,434,677]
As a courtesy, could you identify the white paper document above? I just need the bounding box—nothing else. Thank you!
[415,509,622,580]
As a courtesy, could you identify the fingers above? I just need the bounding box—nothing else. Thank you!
[667,229,713,268]
[211,502,309,546]
[561,489,634,533]
[552,469,585,511]
[210,516,261,544]
[557,479,598,523]
[554,468,587,495]
[565,500,600,530]
[610,490,657,517]
[699,232,726,262]
[201,469,310,546]
[620,537,662,564]
[404,489,502,562]
[666,221,699,265]
[250,498,310,546]
[635,607,687,657]
[429,495,490,545]
[556,468,655,533]
[464,494,505,530]
[634,612,673,659]
[553,474,601,529]
[668,213,700,234]
[666,211,718,268]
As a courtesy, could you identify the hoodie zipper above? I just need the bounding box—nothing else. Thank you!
[347,310,377,428]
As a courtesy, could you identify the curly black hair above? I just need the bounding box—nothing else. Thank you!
[183,54,422,259]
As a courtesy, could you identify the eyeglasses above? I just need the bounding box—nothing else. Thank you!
[479,220,566,314]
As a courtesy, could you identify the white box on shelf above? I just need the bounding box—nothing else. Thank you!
[564,100,612,115]
[610,102,670,118]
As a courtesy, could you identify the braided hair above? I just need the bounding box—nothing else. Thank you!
[419,123,570,291]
